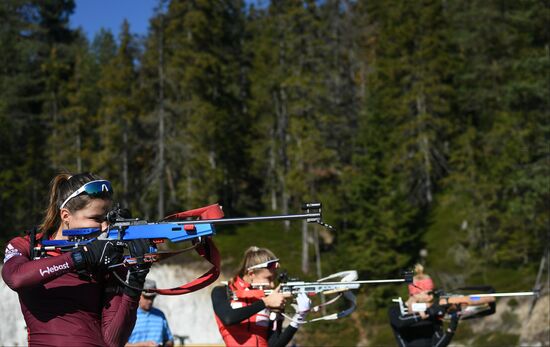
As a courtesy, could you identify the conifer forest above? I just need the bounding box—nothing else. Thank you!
[0,0,548,345]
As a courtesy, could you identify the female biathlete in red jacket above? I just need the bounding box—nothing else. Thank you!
[211,246,310,347]
[2,172,149,347]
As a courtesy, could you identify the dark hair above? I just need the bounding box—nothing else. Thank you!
[39,172,112,236]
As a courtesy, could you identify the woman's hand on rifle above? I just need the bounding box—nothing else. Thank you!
[262,284,289,310]
[72,240,124,272]
[123,239,152,297]
[426,302,447,319]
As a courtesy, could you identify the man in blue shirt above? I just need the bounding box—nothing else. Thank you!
[126,280,174,347]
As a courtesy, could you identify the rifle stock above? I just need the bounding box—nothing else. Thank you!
[443,295,496,306]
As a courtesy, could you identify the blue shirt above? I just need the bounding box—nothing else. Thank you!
[128,307,174,345]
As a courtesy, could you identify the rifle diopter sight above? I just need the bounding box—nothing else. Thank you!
[105,204,135,224]
[278,271,301,284]
[402,270,414,284]
[302,202,334,230]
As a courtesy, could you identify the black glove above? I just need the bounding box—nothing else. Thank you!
[426,303,446,319]
[127,239,151,263]
[72,239,124,272]
[122,239,152,297]
[124,266,150,297]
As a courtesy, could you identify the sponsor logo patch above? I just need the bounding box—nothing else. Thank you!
[39,262,70,277]
[3,243,22,262]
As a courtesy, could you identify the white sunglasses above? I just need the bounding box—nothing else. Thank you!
[247,258,280,271]
[60,180,113,209]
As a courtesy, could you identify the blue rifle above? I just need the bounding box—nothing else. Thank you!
[34,202,333,295]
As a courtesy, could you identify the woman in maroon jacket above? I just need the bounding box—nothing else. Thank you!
[2,172,148,347]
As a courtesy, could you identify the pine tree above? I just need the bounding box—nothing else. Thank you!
[371,0,454,207]
[248,1,339,218]
[162,0,252,213]
[420,0,550,287]
[35,0,77,169]
[91,28,117,67]
[0,0,76,242]
[137,0,172,219]
[316,0,363,166]
[48,31,102,172]
[95,20,142,209]
[335,0,457,276]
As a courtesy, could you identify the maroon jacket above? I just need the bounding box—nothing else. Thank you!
[2,235,139,347]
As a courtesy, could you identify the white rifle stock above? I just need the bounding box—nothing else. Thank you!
[243,270,413,323]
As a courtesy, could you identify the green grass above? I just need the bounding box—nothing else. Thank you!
[422,195,537,290]
[422,195,468,273]
[214,222,310,279]
[468,332,520,347]
[368,326,398,347]
[296,318,360,346]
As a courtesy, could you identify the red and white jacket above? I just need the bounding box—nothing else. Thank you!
[214,276,281,347]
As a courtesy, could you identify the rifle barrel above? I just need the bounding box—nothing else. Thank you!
[168,213,321,225]
[468,292,537,298]
[353,279,406,284]
[288,279,406,286]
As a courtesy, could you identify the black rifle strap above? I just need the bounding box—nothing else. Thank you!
[29,226,37,259]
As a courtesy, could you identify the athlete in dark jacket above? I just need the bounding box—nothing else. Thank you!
[388,264,459,347]
[388,302,458,347]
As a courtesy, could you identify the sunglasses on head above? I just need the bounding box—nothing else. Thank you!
[60,180,113,209]
[247,258,280,271]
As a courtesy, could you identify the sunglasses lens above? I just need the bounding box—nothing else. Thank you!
[60,180,113,209]
[84,180,112,196]
[267,261,279,270]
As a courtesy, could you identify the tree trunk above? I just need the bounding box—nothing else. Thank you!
[301,220,309,274]
[270,128,277,211]
[416,94,432,204]
[274,87,289,229]
[314,226,326,312]
[76,131,82,172]
[122,125,129,207]
[157,13,166,219]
